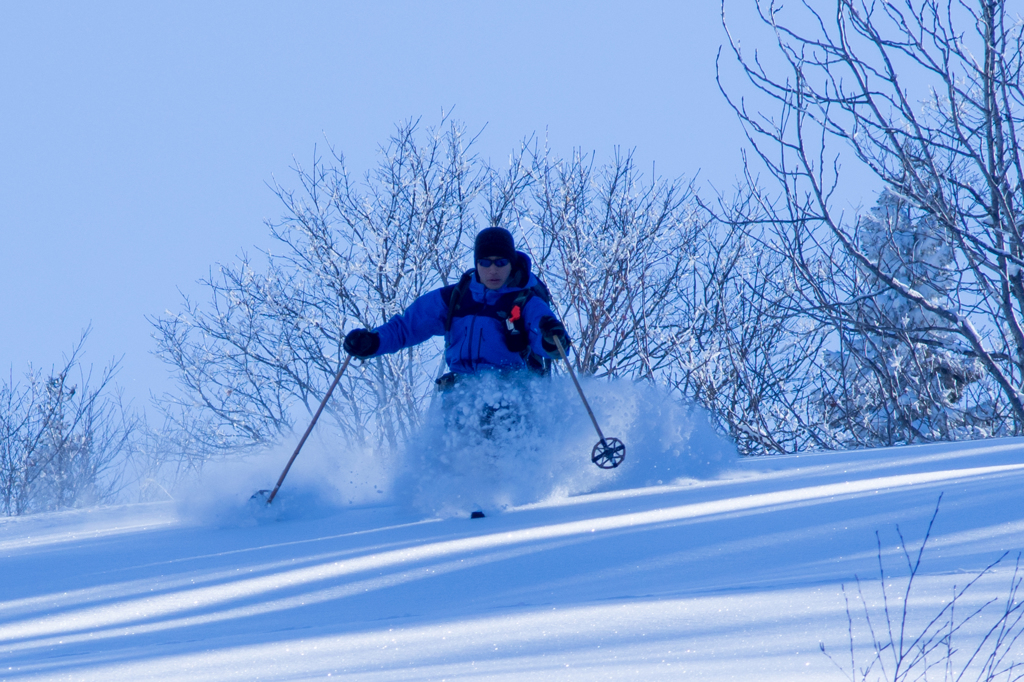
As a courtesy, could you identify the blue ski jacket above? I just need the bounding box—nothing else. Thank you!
[371,253,560,374]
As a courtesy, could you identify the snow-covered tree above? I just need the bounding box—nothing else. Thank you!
[152,118,480,458]
[518,147,698,380]
[818,190,991,446]
[0,334,136,515]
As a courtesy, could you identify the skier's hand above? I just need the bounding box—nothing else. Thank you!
[343,329,380,358]
[539,317,570,354]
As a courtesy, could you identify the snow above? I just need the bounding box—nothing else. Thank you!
[2,436,1024,680]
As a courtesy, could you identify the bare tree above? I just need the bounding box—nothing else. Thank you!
[152,117,484,458]
[720,0,1024,440]
[520,146,697,379]
[821,498,1024,681]
[516,144,831,454]
[667,204,835,454]
[0,332,137,515]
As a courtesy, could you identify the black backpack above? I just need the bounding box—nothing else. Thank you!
[440,268,554,375]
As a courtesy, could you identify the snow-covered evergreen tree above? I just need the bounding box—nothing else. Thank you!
[818,190,993,446]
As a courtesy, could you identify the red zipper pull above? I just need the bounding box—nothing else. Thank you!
[506,305,522,332]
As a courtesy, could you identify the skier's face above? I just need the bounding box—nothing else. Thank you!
[477,256,512,290]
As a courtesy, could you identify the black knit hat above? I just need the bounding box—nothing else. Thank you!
[474,227,516,263]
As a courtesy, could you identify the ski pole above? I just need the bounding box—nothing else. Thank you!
[255,354,353,505]
[552,336,625,469]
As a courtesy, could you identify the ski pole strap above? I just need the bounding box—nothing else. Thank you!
[443,271,475,334]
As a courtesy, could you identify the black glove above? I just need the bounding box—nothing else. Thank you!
[539,316,570,354]
[343,329,380,358]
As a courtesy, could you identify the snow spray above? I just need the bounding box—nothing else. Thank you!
[174,434,391,527]
[393,373,736,517]
[174,375,735,524]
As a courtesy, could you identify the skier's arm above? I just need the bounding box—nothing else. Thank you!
[371,289,448,356]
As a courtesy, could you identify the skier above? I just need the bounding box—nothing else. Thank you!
[342,227,570,383]
[255,232,617,513]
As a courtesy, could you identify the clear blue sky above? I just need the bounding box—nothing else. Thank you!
[2,1,750,410]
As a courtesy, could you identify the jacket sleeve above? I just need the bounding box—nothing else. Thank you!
[522,296,562,359]
[372,288,448,356]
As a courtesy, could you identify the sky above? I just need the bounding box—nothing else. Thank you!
[2,1,756,410]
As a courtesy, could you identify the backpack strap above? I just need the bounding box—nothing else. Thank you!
[510,280,555,375]
[441,270,475,334]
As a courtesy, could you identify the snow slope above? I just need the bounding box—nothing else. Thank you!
[3,438,1024,681]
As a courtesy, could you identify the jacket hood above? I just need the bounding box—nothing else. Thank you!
[507,250,533,288]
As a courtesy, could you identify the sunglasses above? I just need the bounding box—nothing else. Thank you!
[477,257,510,268]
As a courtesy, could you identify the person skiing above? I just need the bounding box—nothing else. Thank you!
[342,227,570,381]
